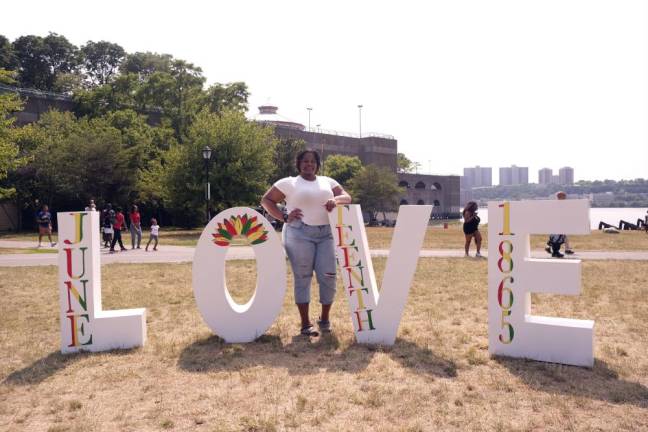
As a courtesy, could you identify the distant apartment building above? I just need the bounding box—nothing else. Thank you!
[559,167,575,185]
[538,168,553,185]
[462,166,492,189]
[499,165,528,186]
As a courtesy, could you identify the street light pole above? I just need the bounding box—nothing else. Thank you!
[307,107,312,132]
[202,145,212,223]
[357,104,363,138]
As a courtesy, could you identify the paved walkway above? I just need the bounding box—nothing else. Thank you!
[1,240,647,267]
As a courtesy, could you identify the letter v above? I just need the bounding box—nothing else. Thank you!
[329,204,431,345]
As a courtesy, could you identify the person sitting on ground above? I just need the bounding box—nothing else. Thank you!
[36,204,56,247]
[545,191,574,258]
[462,201,482,258]
[145,218,159,251]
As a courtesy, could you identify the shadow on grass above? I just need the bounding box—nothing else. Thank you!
[178,333,457,378]
[2,348,139,386]
[496,356,648,407]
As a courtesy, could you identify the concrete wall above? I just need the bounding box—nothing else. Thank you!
[397,173,461,216]
[273,125,398,172]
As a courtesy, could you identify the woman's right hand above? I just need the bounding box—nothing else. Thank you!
[287,209,303,223]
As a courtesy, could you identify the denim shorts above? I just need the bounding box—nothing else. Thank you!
[283,219,337,304]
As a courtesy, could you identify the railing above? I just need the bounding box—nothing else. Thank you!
[307,127,394,140]
[0,83,74,101]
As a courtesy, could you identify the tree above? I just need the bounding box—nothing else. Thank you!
[156,110,276,226]
[81,40,126,86]
[272,136,306,181]
[349,165,403,221]
[397,152,420,173]
[0,35,16,70]
[0,92,27,199]
[321,154,363,187]
[120,51,172,80]
[205,82,249,113]
[12,33,79,90]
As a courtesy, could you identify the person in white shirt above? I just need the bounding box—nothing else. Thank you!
[262,150,352,337]
[145,218,160,251]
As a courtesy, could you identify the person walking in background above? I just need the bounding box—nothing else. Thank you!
[102,203,115,248]
[36,204,56,247]
[545,191,574,257]
[129,204,142,249]
[145,218,159,251]
[462,201,482,258]
[261,149,352,337]
[110,206,127,253]
[85,199,97,211]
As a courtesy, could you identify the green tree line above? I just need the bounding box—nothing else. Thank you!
[0,32,404,228]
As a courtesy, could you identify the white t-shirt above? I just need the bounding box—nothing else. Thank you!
[274,175,340,226]
[150,225,160,236]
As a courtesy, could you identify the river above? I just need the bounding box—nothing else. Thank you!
[471,207,648,230]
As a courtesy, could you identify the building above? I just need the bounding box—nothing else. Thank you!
[559,167,574,185]
[499,165,528,186]
[462,166,492,189]
[538,168,553,185]
[254,104,460,217]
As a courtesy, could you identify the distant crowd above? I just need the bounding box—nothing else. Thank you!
[35,200,160,252]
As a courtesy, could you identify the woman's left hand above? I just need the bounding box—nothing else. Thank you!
[324,199,337,212]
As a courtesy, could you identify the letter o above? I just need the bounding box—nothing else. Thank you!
[192,207,286,343]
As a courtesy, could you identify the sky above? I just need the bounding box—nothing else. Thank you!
[3,0,647,182]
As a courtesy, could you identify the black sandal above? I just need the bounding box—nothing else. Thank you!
[300,324,319,337]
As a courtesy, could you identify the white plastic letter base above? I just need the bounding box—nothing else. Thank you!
[193,207,286,343]
[58,211,146,354]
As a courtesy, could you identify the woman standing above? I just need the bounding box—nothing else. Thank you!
[462,201,482,258]
[261,150,352,337]
[129,204,142,249]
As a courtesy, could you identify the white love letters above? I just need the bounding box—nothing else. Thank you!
[488,200,594,367]
[328,204,430,344]
[192,207,286,343]
[58,211,146,353]
[56,201,597,367]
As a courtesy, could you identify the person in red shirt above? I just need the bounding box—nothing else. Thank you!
[110,207,127,252]
[129,204,142,249]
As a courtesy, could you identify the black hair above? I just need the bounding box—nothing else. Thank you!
[295,149,321,173]
[463,201,478,214]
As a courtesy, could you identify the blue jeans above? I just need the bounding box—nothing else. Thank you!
[283,220,337,305]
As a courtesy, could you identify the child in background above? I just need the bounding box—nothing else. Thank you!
[145,218,159,251]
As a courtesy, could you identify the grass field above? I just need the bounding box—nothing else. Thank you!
[2,224,647,251]
[1,258,647,431]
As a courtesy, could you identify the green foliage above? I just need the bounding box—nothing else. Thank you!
[397,152,420,173]
[349,165,403,219]
[322,154,363,187]
[81,40,126,85]
[155,110,277,226]
[120,52,172,79]
[0,35,16,70]
[0,92,27,198]
[205,82,249,113]
[12,33,79,90]
[272,136,306,181]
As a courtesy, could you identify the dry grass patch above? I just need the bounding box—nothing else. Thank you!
[1,259,647,431]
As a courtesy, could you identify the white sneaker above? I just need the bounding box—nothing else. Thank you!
[475,252,482,258]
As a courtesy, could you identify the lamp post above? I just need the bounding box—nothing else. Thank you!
[316,124,323,169]
[357,104,363,138]
[202,145,212,223]
[307,107,312,132]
